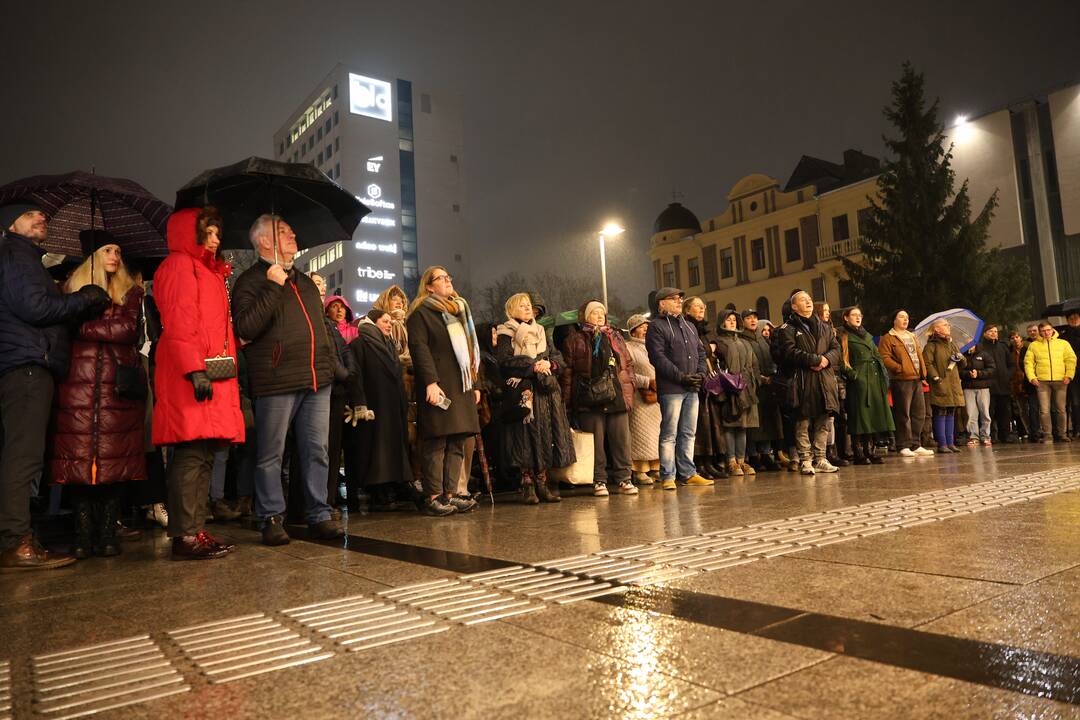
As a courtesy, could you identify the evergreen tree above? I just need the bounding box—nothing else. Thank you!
[843,62,1032,331]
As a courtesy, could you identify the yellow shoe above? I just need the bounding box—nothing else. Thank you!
[740,461,756,476]
[683,475,715,486]
[727,459,743,477]
[661,479,677,490]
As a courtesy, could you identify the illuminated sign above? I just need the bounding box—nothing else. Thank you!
[367,183,382,199]
[358,265,396,280]
[355,241,399,254]
[349,73,392,122]
[367,156,383,173]
[361,215,396,227]
[356,194,396,211]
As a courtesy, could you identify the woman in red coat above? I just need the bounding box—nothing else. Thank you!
[50,234,147,558]
[153,207,244,560]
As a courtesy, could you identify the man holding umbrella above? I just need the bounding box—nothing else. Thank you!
[0,203,111,571]
[232,214,343,545]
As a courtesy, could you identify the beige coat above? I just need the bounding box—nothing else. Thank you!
[626,337,661,462]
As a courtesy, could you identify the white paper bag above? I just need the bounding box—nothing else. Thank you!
[548,429,594,485]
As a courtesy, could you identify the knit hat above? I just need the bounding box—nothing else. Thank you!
[79,229,119,256]
[582,300,606,325]
[0,203,43,233]
[625,313,650,333]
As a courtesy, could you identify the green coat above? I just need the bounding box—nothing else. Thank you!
[840,328,895,434]
[923,335,967,407]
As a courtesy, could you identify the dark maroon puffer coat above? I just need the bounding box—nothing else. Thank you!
[49,286,147,485]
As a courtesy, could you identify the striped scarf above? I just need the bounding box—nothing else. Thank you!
[424,295,479,392]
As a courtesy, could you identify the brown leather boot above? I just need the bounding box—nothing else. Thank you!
[521,473,539,505]
[0,533,76,572]
[534,470,560,503]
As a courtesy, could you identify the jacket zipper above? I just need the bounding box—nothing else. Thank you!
[290,281,318,391]
[1047,338,1056,381]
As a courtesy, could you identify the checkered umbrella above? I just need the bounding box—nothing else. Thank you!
[0,171,171,258]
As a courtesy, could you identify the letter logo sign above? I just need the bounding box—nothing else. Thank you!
[349,73,392,122]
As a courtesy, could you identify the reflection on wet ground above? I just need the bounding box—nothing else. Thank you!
[0,444,1077,718]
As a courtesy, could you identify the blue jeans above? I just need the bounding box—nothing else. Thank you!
[253,386,332,525]
[659,392,699,481]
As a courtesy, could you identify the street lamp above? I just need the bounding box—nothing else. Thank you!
[598,222,624,309]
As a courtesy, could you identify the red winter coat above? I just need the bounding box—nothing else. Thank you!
[151,208,245,445]
[50,286,147,485]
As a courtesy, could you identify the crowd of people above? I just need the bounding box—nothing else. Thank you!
[1,201,1077,570]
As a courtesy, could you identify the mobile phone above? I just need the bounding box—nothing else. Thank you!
[436,394,452,410]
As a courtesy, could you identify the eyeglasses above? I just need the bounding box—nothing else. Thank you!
[431,274,453,283]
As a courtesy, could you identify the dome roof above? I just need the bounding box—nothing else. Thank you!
[653,202,701,235]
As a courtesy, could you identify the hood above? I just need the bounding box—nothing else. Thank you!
[167,208,224,272]
[373,284,408,313]
[324,294,354,323]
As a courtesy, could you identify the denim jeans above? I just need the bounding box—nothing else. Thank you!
[724,429,747,461]
[253,386,332,525]
[659,392,699,481]
[963,388,992,440]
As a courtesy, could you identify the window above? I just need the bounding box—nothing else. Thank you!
[278,141,284,157]
[333,111,339,126]
[317,151,323,165]
[720,248,734,279]
[838,280,857,308]
[333,84,338,99]
[811,277,826,302]
[751,238,765,270]
[334,162,340,177]
[784,228,801,262]
[687,257,701,287]
[317,126,323,141]
[749,201,758,212]
[325,119,331,135]
[334,138,339,152]
[325,144,332,159]
[832,214,850,242]
[755,296,771,321]
[856,207,872,237]
[662,262,676,287]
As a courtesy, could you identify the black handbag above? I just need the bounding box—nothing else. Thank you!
[107,345,147,400]
[574,370,617,408]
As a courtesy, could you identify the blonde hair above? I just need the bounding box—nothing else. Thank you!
[374,285,409,312]
[407,266,450,316]
[683,296,705,316]
[64,245,139,304]
[504,292,533,320]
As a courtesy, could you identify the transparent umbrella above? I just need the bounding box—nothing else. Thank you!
[913,308,985,353]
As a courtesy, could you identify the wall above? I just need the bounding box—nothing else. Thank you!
[1048,84,1080,237]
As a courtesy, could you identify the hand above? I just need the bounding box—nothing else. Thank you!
[344,405,359,427]
[190,371,213,402]
[426,383,445,406]
[474,389,481,405]
[266,263,288,286]
[680,373,703,390]
[533,359,551,375]
[77,284,111,317]
[1029,378,1039,387]
[969,370,978,378]
[817,356,830,370]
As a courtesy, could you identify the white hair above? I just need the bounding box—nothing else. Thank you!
[248,214,281,251]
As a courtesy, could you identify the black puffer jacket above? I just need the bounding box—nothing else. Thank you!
[961,345,995,391]
[0,232,92,377]
[231,258,334,397]
[773,312,842,418]
[979,338,1012,396]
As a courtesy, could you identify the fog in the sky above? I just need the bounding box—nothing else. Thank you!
[3,0,1077,307]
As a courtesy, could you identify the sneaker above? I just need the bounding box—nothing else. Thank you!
[632,471,654,486]
[683,475,714,486]
[261,516,291,546]
[423,496,456,516]
[616,481,639,495]
[448,496,478,513]
[593,483,610,497]
[966,438,978,447]
[813,458,839,473]
[309,518,345,540]
[740,461,756,476]
[913,446,935,456]
[799,460,816,476]
[982,439,992,447]
[145,502,169,529]
[661,479,677,490]
[727,459,744,477]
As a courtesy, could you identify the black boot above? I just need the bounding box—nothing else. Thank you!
[521,473,539,505]
[535,471,560,503]
[72,499,93,559]
[97,498,121,557]
[867,439,884,464]
[761,454,782,472]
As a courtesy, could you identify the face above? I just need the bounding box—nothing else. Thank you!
[743,314,759,331]
[327,301,346,323]
[659,295,683,315]
[685,299,705,321]
[631,323,649,340]
[893,311,909,330]
[792,292,814,318]
[1027,326,1039,340]
[817,303,831,322]
[513,296,534,322]
[1040,325,1055,339]
[1069,313,1080,327]
[722,314,738,331]
[984,327,999,342]
[375,314,393,336]
[203,224,221,255]
[1010,334,1021,348]
[426,269,454,298]
[761,325,772,339]
[934,321,951,339]
[389,293,404,311]
[310,273,326,300]
[845,308,863,328]
[10,210,47,240]
[100,244,122,274]
[262,220,297,259]
[586,307,606,325]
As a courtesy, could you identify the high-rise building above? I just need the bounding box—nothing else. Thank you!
[273,65,468,308]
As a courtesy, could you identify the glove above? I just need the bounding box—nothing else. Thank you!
[77,284,111,318]
[190,371,213,402]
[680,373,703,390]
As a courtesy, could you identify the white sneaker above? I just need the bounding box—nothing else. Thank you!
[616,481,639,495]
[913,446,935,457]
[899,448,916,458]
[145,503,168,529]
[593,483,609,497]
[800,460,816,476]
[813,458,839,473]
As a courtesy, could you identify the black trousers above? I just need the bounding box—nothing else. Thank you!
[327,388,346,507]
[420,433,469,497]
[990,393,1012,442]
[0,366,54,549]
[166,440,216,538]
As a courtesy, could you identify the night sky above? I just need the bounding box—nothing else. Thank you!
[4,0,1077,309]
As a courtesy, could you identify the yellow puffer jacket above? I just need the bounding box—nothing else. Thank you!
[1024,329,1077,382]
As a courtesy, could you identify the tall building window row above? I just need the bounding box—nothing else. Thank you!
[687,257,701,287]
[288,91,333,145]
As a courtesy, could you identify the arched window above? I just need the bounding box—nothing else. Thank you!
[756,296,771,322]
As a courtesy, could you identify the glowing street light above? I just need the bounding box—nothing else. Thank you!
[598,222,625,310]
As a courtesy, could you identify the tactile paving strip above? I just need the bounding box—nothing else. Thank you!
[168,614,332,684]
[381,578,546,623]
[462,565,629,604]
[282,593,448,651]
[0,660,10,720]
[29,635,187,719]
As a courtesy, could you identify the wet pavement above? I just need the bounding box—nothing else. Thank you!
[1,443,1078,718]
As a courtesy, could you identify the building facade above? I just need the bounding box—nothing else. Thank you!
[273,65,468,308]
[649,81,1080,324]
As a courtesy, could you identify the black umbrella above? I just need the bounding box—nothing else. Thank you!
[175,157,369,250]
[1042,298,1080,318]
[0,171,171,257]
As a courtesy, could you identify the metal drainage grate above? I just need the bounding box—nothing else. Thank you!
[381,578,545,624]
[0,660,10,720]
[282,593,449,651]
[30,635,187,719]
[168,613,332,684]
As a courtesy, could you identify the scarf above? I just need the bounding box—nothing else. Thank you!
[424,294,479,392]
[497,318,547,358]
[844,322,867,339]
[388,308,409,358]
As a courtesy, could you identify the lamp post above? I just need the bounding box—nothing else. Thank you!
[598,222,624,309]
